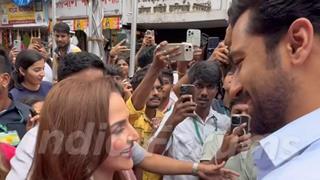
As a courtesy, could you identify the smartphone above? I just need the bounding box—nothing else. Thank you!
[116,32,128,45]
[230,114,250,134]
[186,29,201,47]
[180,84,195,102]
[145,30,154,36]
[201,33,209,48]
[13,40,21,51]
[29,109,38,117]
[164,42,194,61]
[206,37,220,59]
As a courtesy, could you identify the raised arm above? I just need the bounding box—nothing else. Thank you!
[131,41,180,110]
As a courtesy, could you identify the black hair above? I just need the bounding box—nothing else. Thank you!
[188,61,222,86]
[57,52,106,81]
[105,64,122,77]
[0,48,12,74]
[228,0,320,66]
[53,22,70,34]
[160,68,173,84]
[188,61,223,99]
[12,50,43,89]
[115,52,130,65]
[137,45,156,68]
[130,65,163,90]
[21,96,44,107]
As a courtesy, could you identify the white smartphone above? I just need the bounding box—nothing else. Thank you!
[13,40,21,51]
[164,42,194,61]
[186,29,201,47]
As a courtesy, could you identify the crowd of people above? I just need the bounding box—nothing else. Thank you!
[0,0,320,179]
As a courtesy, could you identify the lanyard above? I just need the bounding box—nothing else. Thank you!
[192,115,219,146]
[0,124,8,133]
[192,118,204,145]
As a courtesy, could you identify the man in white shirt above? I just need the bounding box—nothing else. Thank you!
[228,0,320,179]
[150,61,231,180]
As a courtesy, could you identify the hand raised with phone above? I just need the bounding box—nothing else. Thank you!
[209,41,230,65]
[143,30,156,47]
[168,94,197,127]
[109,39,130,57]
[152,41,181,70]
[28,40,49,59]
[215,123,252,164]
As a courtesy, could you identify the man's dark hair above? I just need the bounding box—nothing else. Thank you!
[137,46,156,68]
[161,68,173,84]
[0,48,12,74]
[105,64,122,77]
[130,65,163,90]
[57,52,106,81]
[53,22,70,34]
[228,0,320,59]
[188,61,222,87]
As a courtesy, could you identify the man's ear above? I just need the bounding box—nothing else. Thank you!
[286,18,314,65]
[1,73,11,89]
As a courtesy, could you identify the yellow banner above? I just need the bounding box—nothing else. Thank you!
[74,19,88,31]
[6,3,35,24]
[103,17,120,30]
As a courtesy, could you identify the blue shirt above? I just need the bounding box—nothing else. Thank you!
[10,81,52,102]
[253,108,320,180]
[0,100,31,139]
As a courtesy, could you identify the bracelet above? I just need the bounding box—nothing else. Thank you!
[214,151,219,165]
[192,162,199,174]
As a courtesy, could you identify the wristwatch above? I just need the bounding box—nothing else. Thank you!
[192,163,199,174]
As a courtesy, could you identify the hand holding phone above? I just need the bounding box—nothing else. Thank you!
[144,30,155,46]
[13,40,21,52]
[187,29,201,47]
[230,114,250,135]
[171,93,197,125]
[163,43,194,61]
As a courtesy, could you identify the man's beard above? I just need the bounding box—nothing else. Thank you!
[57,42,69,50]
[249,69,294,135]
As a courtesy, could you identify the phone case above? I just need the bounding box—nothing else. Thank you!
[164,43,194,61]
[186,29,201,47]
[13,40,21,51]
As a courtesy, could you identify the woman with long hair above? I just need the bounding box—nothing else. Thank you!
[115,54,129,80]
[10,50,52,102]
[28,77,138,180]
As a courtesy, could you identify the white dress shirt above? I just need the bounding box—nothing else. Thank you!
[253,108,320,180]
[163,108,230,180]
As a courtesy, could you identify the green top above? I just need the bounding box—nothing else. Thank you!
[201,132,257,180]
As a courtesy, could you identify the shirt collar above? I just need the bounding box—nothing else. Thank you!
[254,108,320,167]
[195,107,217,125]
[54,44,71,56]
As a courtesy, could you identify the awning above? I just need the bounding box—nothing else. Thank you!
[11,0,33,6]
[0,22,48,29]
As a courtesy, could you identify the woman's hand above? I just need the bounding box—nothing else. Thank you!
[198,161,240,180]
